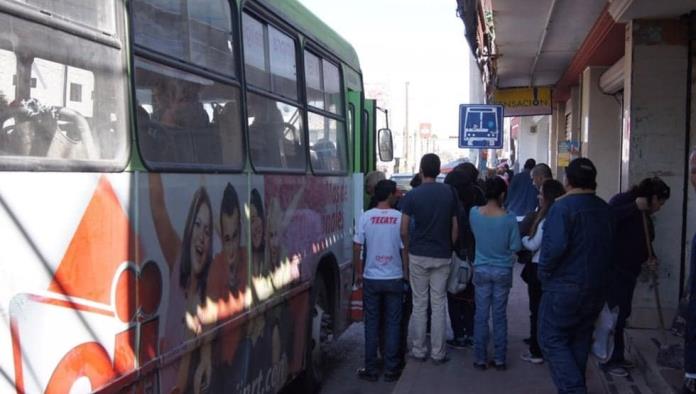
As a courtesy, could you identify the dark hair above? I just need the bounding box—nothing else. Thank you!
[631,177,671,201]
[451,162,479,184]
[220,182,241,229]
[445,166,483,209]
[484,176,507,202]
[180,187,213,303]
[420,153,441,178]
[410,173,422,188]
[374,180,397,203]
[565,158,597,190]
[530,179,565,237]
[524,159,537,170]
[532,163,553,180]
[250,188,265,249]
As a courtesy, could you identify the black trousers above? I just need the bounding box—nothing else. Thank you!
[447,285,475,339]
[528,280,543,356]
[523,262,543,357]
[606,271,638,363]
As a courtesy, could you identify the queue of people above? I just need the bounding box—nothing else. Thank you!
[353,152,694,394]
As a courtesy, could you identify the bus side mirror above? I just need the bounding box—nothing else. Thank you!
[378,128,394,162]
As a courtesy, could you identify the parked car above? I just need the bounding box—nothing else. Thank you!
[390,173,414,193]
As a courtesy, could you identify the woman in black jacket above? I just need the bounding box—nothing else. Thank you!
[444,163,485,348]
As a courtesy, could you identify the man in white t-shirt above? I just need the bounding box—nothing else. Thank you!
[354,180,407,382]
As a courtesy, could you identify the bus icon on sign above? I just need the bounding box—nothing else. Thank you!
[458,105,504,149]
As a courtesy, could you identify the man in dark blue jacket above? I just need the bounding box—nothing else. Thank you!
[684,150,696,394]
[538,158,614,394]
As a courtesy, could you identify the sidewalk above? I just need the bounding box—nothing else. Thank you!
[625,327,685,393]
[392,265,650,394]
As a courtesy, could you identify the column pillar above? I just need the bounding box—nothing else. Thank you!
[623,19,689,327]
[580,66,622,201]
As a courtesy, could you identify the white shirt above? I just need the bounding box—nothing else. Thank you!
[354,208,403,280]
[522,219,545,263]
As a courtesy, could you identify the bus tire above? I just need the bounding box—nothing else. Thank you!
[297,274,329,393]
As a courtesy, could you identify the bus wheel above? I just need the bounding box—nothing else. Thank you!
[298,275,330,393]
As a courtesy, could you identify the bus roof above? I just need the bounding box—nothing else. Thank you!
[258,0,361,71]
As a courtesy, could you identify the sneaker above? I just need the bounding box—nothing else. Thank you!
[520,351,544,364]
[432,355,451,366]
[462,336,474,347]
[356,368,379,382]
[494,362,507,371]
[383,371,401,382]
[409,353,427,362]
[605,365,629,378]
[615,359,635,369]
[473,361,487,370]
[446,338,468,350]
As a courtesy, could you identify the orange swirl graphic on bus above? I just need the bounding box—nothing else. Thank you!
[10,177,162,394]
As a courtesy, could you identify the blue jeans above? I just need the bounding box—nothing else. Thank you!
[363,278,403,374]
[538,290,604,394]
[473,265,512,364]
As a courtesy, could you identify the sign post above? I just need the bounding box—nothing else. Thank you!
[458,104,504,149]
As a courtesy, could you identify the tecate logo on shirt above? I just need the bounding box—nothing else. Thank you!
[370,216,398,224]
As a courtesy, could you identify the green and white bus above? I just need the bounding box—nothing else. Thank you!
[0,0,392,392]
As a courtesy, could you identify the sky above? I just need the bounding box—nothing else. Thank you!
[298,0,474,168]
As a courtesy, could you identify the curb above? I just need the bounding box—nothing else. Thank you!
[626,329,682,394]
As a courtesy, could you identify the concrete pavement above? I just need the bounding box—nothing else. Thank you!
[391,264,648,394]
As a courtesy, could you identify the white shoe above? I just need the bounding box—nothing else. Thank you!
[520,351,544,364]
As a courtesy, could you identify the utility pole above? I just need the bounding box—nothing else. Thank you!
[403,81,409,173]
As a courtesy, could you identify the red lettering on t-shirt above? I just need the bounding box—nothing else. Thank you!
[369,216,398,225]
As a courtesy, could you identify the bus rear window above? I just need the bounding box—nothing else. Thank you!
[11,0,116,34]
[0,14,128,170]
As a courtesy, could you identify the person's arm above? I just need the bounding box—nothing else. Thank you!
[401,248,409,280]
[148,173,181,273]
[451,191,459,245]
[509,216,522,252]
[400,213,411,258]
[194,342,213,393]
[56,107,100,159]
[503,175,514,207]
[353,214,366,286]
[539,204,569,278]
[353,242,363,287]
[522,220,544,252]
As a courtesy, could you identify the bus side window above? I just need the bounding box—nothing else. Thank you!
[242,11,305,172]
[0,14,128,169]
[132,0,236,76]
[247,93,305,171]
[308,113,347,173]
[304,51,347,174]
[134,58,243,169]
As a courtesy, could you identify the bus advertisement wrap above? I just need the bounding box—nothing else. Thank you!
[0,172,351,393]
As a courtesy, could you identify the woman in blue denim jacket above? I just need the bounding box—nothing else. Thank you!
[469,176,521,370]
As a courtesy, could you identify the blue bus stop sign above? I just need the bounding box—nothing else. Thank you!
[458,104,504,149]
